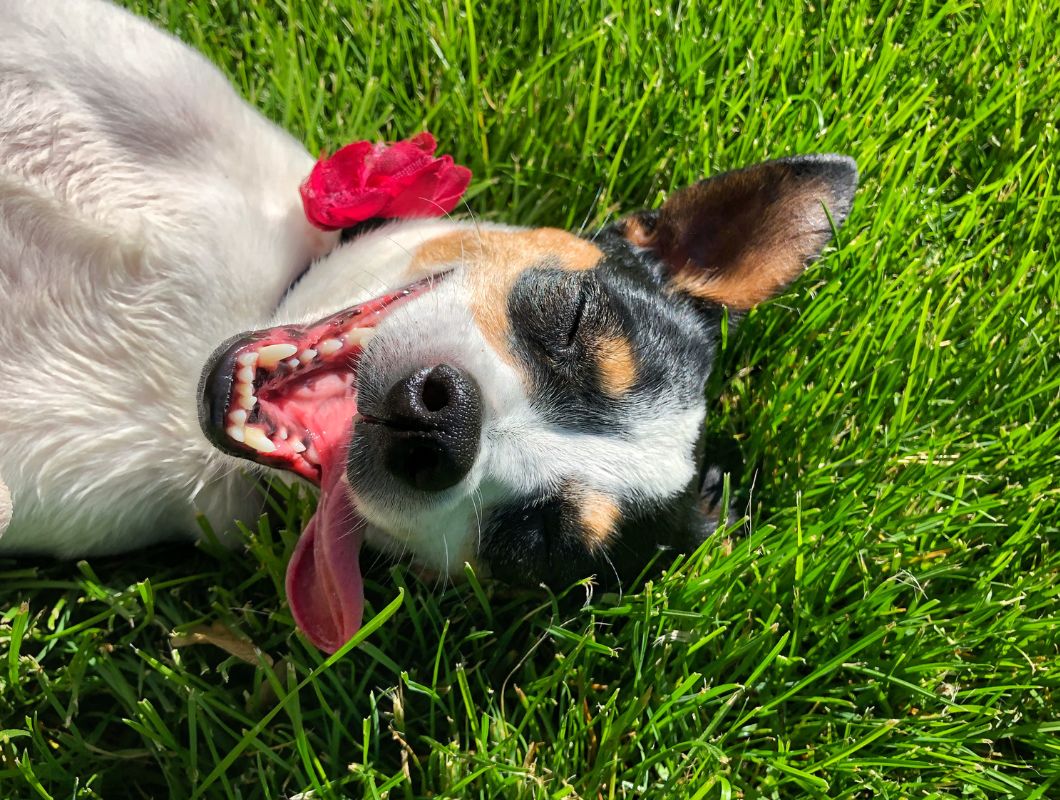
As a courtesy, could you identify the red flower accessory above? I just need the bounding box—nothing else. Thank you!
[300,132,472,231]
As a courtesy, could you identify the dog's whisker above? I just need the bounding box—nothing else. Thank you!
[576,185,606,237]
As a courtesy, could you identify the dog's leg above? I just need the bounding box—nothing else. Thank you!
[698,434,746,536]
[0,473,11,538]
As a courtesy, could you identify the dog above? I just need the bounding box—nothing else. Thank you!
[0,0,856,651]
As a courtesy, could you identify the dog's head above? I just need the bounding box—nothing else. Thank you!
[200,154,857,650]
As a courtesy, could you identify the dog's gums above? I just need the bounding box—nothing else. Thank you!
[198,273,448,651]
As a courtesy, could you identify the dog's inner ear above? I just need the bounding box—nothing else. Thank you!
[622,155,858,310]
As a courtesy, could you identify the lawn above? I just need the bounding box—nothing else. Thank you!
[2,0,1058,797]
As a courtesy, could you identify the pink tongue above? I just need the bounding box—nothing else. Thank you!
[284,424,364,653]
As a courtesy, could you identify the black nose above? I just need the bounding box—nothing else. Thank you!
[377,364,482,492]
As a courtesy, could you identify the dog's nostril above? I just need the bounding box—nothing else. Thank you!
[420,366,452,413]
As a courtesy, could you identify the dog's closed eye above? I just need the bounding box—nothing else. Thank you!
[565,282,590,347]
[519,273,594,361]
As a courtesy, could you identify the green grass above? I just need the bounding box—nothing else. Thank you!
[2,0,1058,797]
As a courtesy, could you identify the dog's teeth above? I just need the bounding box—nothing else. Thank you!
[237,352,259,368]
[317,338,342,356]
[257,343,298,369]
[236,381,255,398]
[299,349,317,364]
[291,439,307,454]
[345,328,374,346]
[237,366,256,384]
[283,358,300,370]
[228,409,248,426]
[244,426,276,454]
[305,442,321,464]
[238,393,256,411]
[226,425,246,444]
[278,428,289,440]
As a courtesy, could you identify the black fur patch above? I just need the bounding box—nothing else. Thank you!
[505,229,718,430]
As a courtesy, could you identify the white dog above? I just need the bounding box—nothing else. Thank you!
[0,0,855,651]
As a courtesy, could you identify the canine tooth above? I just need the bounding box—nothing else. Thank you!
[226,425,246,443]
[317,338,342,356]
[345,328,374,346]
[238,393,256,411]
[284,358,300,370]
[299,349,317,363]
[237,366,256,384]
[244,426,277,453]
[257,343,298,369]
[228,409,248,426]
[291,439,307,454]
[237,352,259,368]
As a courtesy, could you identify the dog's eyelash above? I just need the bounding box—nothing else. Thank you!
[566,284,590,347]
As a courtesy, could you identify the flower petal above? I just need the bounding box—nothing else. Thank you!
[300,132,472,230]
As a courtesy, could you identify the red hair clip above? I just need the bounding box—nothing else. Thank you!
[299,132,472,231]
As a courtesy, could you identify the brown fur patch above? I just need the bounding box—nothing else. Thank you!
[665,180,826,308]
[623,215,657,249]
[668,250,791,310]
[594,335,637,398]
[410,228,603,354]
[575,488,621,549]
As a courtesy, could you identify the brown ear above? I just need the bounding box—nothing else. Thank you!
[622,155,857,309]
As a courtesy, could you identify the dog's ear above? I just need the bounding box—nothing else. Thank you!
[621,155,857,310]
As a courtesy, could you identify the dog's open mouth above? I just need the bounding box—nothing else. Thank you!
[199,273,446,652]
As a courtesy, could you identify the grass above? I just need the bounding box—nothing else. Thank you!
[1,0,1058,797]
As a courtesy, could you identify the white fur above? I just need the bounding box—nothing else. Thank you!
[0,0,337,554]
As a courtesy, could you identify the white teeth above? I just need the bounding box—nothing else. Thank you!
[228,409,248,426]
[238,394,256,411]
[291,439,306,454]
[226,425,246,443]
[305,442,321,464]
[283,358,300,370]
[278,428,289,440]
[244,426,276,454]
[257,343,298,369]
[236,381,255,398]
[237,352,259,368]
[299,349,317,364]
[317,338,342,356]
[237,366,256,384]
[345,328,374,346]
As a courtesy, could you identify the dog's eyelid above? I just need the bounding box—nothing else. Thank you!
[566,282,591,346]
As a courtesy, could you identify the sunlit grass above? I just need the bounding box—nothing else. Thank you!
[1,0,1058,797]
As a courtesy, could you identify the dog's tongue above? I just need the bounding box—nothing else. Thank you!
[284,421,364,653]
